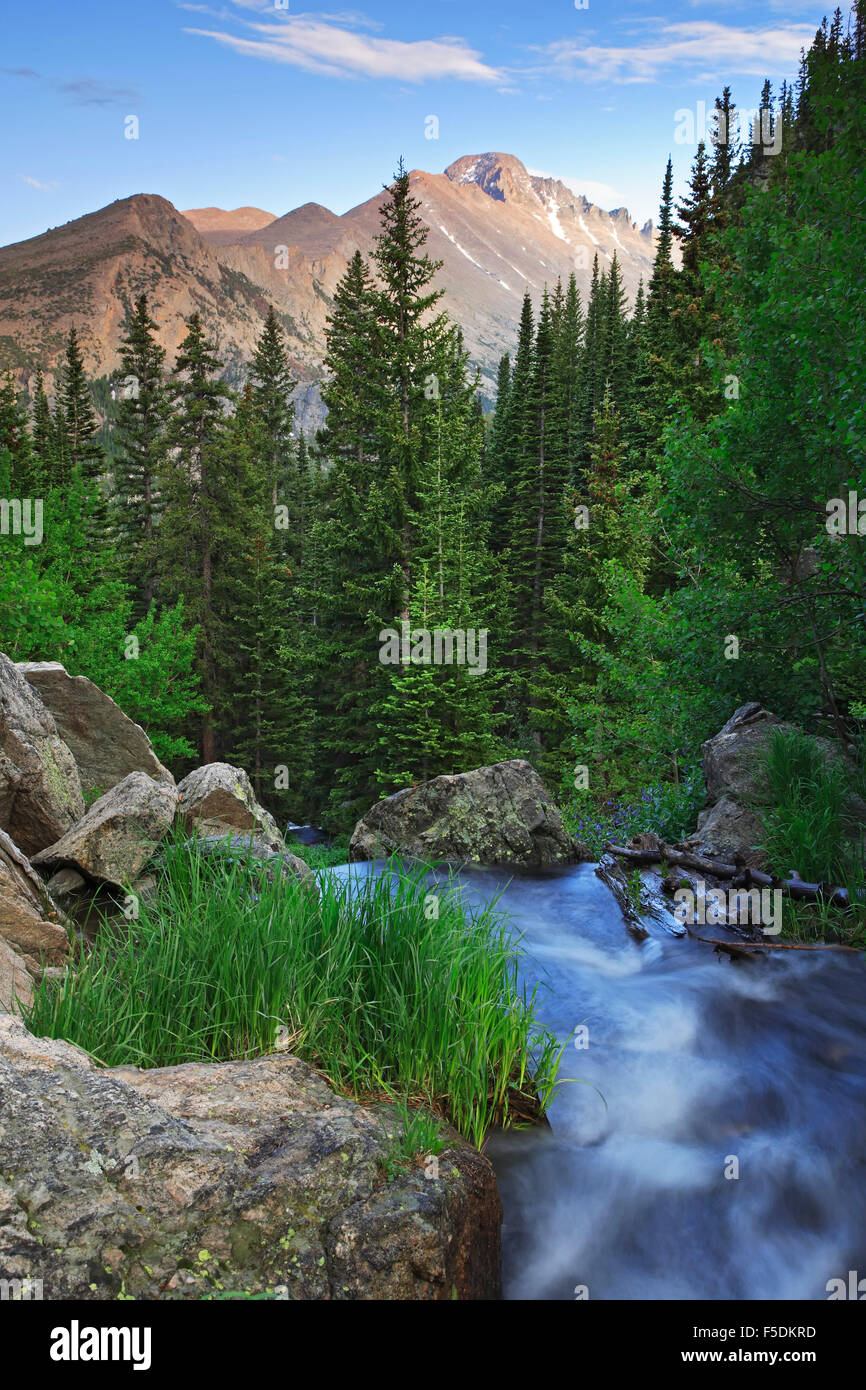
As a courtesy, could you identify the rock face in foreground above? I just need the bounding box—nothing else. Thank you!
[351,760,590,867]
[0,652,85,858]
[0,828,69,967]
[0,935,34,1014]
[32,772,178,887]
[16,661,174,796]
[0,1015,501,1300]
[177,763,283,852]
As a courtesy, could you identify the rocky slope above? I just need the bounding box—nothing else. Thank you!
[0,153,656,430]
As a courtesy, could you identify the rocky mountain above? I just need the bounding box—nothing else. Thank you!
[181,205,277,243]
[0,153,656,431]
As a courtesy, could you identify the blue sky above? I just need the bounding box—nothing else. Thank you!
[1,0,831,246]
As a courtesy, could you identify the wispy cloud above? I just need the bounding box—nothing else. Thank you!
[19,175,59,192]
[185,6,502,83]
[2,68,140,106]
[540,21,815,84]
[529,168,628,209]
[58,77,140,106]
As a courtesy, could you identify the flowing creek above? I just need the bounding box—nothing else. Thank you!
[334,858,866,1301]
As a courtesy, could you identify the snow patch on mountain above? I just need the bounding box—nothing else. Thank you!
[546,199,568,243]
[439,225,483,270]
[578,215,600,247]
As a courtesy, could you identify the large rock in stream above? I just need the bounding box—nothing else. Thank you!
[0,1015,502,1300]
[351,759,590,867]
[0,652,84,858]
[16,661,173,796]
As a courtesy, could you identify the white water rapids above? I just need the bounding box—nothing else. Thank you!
[333,858,866,1301]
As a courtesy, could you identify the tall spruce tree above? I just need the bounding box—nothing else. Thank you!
[0,372,34,493]
[31,368,55,492]
[160,314,236,762]
[224,385,314,820]
[312,248,395,816]
[249,305,297,509]
[488,293,534,556]
[55,327,105,488]
[112,295,169,614]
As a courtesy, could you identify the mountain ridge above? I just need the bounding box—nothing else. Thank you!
[0,153,657,430]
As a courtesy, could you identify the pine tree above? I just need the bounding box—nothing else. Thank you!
[710,86,741,201]
[372,366,503,788]
[0,372,34,493]
[226,525,314,824]
[575,255,605,474]
[484,351,511,543]
[249,305,297,508]
[598,252,630,407]
[31,368,56,491]
[160,314,237,762]
[505,288,574,749]
[317,251,382,469]
[544,391,652,789]
[552,273,584,472]
[632,159,683,464]
[646,158,678,340]
[371,158,450,619]
[313,165,497,819]
[112,295,169,614]
[312,249,395,816]
[55,327,105,494]
[488,294,534,555]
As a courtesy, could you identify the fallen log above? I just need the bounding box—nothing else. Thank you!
[606,843,858,911]
[690,935,860,954]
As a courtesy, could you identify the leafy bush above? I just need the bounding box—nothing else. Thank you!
[564,767,705,860]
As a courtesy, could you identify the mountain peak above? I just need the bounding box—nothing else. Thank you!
[182,206,276,235]
[0,154,657,433]
[444,153,535,204]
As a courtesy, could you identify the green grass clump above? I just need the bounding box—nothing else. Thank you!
[758,728,852,882]
[757,727,866,943]
[285,837,350,869]
[25,841,560,1147]
[379,1100,447,1182]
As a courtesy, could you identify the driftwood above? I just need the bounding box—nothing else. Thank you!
[606,843,858,912]
[690,935,860,954]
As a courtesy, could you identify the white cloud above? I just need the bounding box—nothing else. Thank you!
[185,9,501,83]
[529,168,627,209]
[541,20,815,83]
[19,175,58,191]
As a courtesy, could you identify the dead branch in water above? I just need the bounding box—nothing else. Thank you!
[606,843,856,911]
[690,935,860,954]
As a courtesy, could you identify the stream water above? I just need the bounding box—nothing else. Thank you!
[338,858,866,1302]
